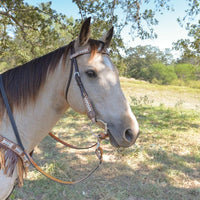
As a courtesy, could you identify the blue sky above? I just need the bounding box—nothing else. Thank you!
[25,0,190,57]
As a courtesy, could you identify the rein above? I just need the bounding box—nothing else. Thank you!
[0,43,108,185]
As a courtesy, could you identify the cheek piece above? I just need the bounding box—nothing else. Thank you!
[67,41,109,134]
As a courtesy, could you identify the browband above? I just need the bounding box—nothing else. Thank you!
[70,48,109,59]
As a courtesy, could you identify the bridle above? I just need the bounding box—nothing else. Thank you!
[66,43,96,122]
[66,41,109,124]
[0,42,109,185]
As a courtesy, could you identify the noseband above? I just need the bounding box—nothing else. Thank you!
[0,42,109,185]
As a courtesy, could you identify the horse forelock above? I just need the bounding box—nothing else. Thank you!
[88,39,105,61]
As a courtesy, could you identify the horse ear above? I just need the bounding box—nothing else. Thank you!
[77,17,91,46]
[100,27,114,48]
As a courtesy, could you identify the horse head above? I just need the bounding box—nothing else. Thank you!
[67,18,139,148]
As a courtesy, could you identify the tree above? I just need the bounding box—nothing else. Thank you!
[173,0,200,65]
[73,0,200,43]
[174,63,197,81]
[1,0,200,74]
[0,0,76,67]
[147,63,177,84]
[72,0,175,55]
[173,22,200,65]
[73,0,175,39]
[124,45,173,79]
[73,0,199,78]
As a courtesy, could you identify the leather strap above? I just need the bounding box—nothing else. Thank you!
[70,48,90,59]
[65,51,74,100]
[0,135,30,168]
[71,45,96,122]
[25,144,103,185]
[0,75,25,151]
[66,42,109,122]
[49,132,97,149]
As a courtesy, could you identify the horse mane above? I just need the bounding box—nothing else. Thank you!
[0,39,104,184]
[0,39,104,120]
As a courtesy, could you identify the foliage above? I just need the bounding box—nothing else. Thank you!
[173,21,200,65]
[73,0,173,40]
[125,45,162,78]
[130,95,154,106]
[72,0,175,72]
[124,45,175,80]
[0,0,76,67]
[174,63,197,81]
[173,0,200,65]
[146,63,177,85]
[0,0,200,88]
[123,44,200,86]
[73,0,200,64]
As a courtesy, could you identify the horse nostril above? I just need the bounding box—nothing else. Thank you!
[124,129,134,143]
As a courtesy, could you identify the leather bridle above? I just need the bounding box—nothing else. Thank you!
[66,41,109,124]
[66,43,96,122]
[0,42,109,185]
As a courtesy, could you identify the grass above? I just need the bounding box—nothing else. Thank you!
[120,77,200,110]
[9,78,200,200]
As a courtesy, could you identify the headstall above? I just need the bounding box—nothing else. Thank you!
[0,42,109,185]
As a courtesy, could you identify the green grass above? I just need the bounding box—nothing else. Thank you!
[10,78,200,200]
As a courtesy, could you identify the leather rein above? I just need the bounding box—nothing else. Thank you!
[0,43,108,185]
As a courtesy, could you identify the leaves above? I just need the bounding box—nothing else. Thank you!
[73,0,174,41]
[0,0,199,80]
[124,45,200,85]
[0,0,76,67]
[173,20,200,65]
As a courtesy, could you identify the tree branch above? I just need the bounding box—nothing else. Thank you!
[110,0,116,25]
[0,10,37,56]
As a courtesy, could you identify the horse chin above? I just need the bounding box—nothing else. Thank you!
[107,130,120,148]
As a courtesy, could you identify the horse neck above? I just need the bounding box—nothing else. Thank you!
[0,58,70,153]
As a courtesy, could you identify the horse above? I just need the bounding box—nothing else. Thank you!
[0,17,139,200]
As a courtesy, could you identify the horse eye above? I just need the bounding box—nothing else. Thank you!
[85,70,97,78]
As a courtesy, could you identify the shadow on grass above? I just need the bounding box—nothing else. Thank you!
[10,142,200,200]
[9,106,200,200]
[10,163,200,200]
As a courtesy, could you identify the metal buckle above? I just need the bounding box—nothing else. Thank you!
[96,119,107,132]
[90,119,108,140]
[74,71,80,77]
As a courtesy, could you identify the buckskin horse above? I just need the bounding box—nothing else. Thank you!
[0,18,139,199]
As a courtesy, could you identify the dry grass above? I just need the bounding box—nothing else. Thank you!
[9,78,200,200]
[120,77,200,110]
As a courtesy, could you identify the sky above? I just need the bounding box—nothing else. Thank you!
[25,0,191,58]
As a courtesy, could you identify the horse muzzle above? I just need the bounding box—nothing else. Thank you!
[107,122,140,148]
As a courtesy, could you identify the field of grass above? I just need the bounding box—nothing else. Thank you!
[9,78,200,200]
